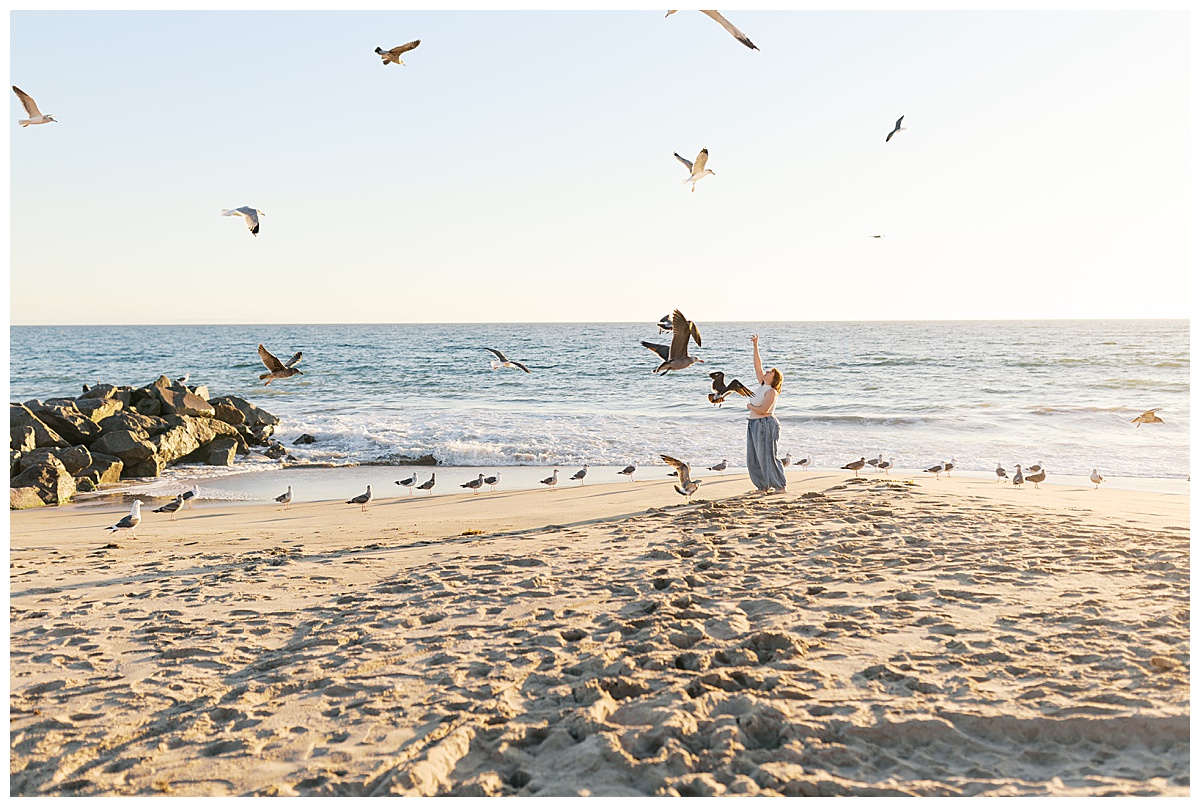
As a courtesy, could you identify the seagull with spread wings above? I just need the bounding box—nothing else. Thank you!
[885,115,907,142]
[674,148,716,192]
[661,454,702,501]
[665,10,758,50]
[1132,408,1164,427]
[708,371,753,406]
[258,344,303,386]
[222,207,265,236]
[641,309,703,374]
[12,86,56,126]
[375,40,421,66]
[486,348,531,374]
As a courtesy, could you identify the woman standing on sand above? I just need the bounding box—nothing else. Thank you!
[746,333,787,494]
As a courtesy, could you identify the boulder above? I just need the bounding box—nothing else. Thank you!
[213,402,245,427]
[11,449,23,475]
[204,437,239,466]
[11,455,76,506]
[79,384,133,407]
[90,429,158,463]
[10,404,68,450]
[135,396,163,416]
[192,385,210,401]
[152,424,204,465]
[32,402,104,445]
[124,456,165,479]
[210,396,279,430]
[263,441,288,460]
[75,453,124,491]
[21,445,92,476]
[97,411,171,438]
[74,397,124,424]
[293,433,317,445]
[153,376,215,418]
[10,487,46,510]
[11,425,36,454]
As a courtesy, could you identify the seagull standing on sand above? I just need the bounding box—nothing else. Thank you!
[221,207,265,236]
[396,472,418,494]
[1090,469,1104,489]
[885,115,907,142]
[346,485,373,511]
[674,148,716,192]
[258,344,303,386]
[417,473,436,495]
[154,495,184,521]
[842,457,866,476]
[1012,464,1024,488]
[486,348,531,374]
[878,457,894,474]
[619,464,636,481]
[866,453,883,471]
[642,309,703,374]
[1026,468,1047,489]
[181,486,198,508]
[276,485,293,509]
[571,465,588,485]
[461,474,485,494]
[924,462,944,479]
[1027,461,1043,474]
[375,40,421,66]
[1132,408,1164,427]
[995,463,1008,482]
[540,469,560,490]
[707,459,728,474]
[484,472,501,492]
[796,456,811,470]
[780,452,792,468]
[12,86,56,126]
[944,457,956,476]
[665,10,758,50]
[105,500,142,537]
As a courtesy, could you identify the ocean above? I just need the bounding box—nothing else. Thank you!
[9,320,1189,499]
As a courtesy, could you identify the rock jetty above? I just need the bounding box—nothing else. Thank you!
[10,376,287,509]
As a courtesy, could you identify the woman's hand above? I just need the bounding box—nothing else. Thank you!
[751,333,759,346]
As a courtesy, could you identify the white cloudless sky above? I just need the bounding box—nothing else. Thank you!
[7,5,1191,325]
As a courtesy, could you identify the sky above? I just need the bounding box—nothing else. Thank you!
[6,5,1192,325]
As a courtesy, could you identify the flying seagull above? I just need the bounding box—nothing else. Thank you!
[417,473,436,495]
[486,347,531,373]
[657,314,674,332]
[571,464,588,485]
[276,485,293,509]
[154,495,184,521]
[708,371,753,406]
[375,40,421,66]
[258,344,303,386]
[540,469,560,490]
[221,207,265,236]
[1132,408,1164,427]
[105,500,142,537]
[618,464,636,480]
[842,457,866,476]
[346,484,373,511]
[12,86,56,126]
[396,472,418,495]
[995,463,1008,482]
[641,309,703,374]
[484,472,501,492]
[461,473,485,494]
[674,148,715,192]
[665,10,758,50]
[707,459,728,474]
[885,115,907,143]
[1090,469,1104,489]
[661,454,702,501]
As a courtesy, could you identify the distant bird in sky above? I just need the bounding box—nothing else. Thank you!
[484,472,501,492]
[486,347,531,373]
[707,459,728,474]
[674,148,716,192]
[885,115,907,142]
[877,457,894,474]
[995,463,1008,482]
[12,86,56,126]
[346,484,373,511]
[642,309,703,374]
[665,10,758,50]
[181,486,198,508]
[1132,408,1164,427]
[258,344,303,386]
[154,495,184,521]
[661,454,701,501]
[924,462,944,479]
[657,314,674,332]
[1013,464,1025,488]
[1090,469,1104,489]
[375,40,421,66]
[461,473,485,494]
[708,371,753,406]
[618,464,636,480]
[842,457,866,476]
[276,485,293,509]
[221,206,265,236]
[396,472,418,495]
[780,452,792,468]
[571,464,588,485]
[871,235,885,239]
[105,500,142,537]
[540,468,560,490]
[417,473,436,495]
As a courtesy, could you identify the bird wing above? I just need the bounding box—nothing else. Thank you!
[641,341,670,362]
[283,351,302,369]
[238,207,260,226]
[693,148,709,174]
[12,86,41,117]
[388,40,421,56]
[668,311,691,359]
[674,152,693,172]
[701,10,758,50]
[258,344,286,372]
[1141,408,1162,416]
[661,454,692,487]
[486,347,509,363]
[728,378,753,396]
[112,514,135,529]
[510,360,531,374]
[895,115,904,129]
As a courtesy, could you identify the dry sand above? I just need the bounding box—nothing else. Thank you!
[9,471,1190,796]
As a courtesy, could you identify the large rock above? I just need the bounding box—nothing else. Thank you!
[31,402,103,445]
[10,404,68,450]
[11,425,36,454]
[135,397,163,416]
[263,440,288,460]
[204,437,239,466]
[10,487,45,510]
[74,397,124,424]
[210,396,279,430]
[96,411,171,439]
[152,424,204,465]
[192,385,210,401]
[124,456,165,478]
[20,445,92,476]
[11,455,76,506]
[153,376,215,418]
[213,402,245,427]
[79,384,133,407]
[75,453,124,491]
[90,429,158,463]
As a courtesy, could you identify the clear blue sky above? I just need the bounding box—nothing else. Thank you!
[8,7,1191,324]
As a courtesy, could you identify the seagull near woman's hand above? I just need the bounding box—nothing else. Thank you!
[674,148,715,192]
[258,344,303,385]
[376,40,421,66]
[486,348,531,374]
[665,10,758,50]
[12,86,56,126]
[222,206,265,236]
[885,115,907,142]
[641,309,703,374]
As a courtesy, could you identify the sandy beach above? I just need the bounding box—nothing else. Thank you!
[9,469,1189,796]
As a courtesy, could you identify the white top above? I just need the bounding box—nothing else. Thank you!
[748,382,778,419]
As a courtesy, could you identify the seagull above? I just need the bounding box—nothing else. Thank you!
[570,464,588,485]
[871,235,885,239]
[866,453,883,471]
[105,500,142,537]
[346,485,373,511]
[1132,408,1164,427]
[708,371,753,406]
[877,457,894,474]
[375,40,421,66]
[842,457,866,476]
[641,309,703,374]
[181,486,198,508]
[618,464,636,480]
[1026,468,1047,489]
[221,207,265,236]
[461,473,485,494]
[924,462,944,479]
[153,495,184,521]
[1012,464,1024,488]
[995,463,1008,482]
[258,344,303,386]
[12,86,56,126]
[1027,461,1043,474]
[661,454,702,501]
[796,457,811,470]
[779,452,792,468]
[486,347,531,374]
[885,115,906,142]
[657,314,674,332]
[540,469,560,490]
[484,472,501,492]
[1090,469,1103,489]
[944,457,956,476]
[396,473,418,495]
[674,148,716,192]
[417,473,436,495]
[176,373,191,387]
[275,485,293,509]
[707,459,728,474]
[665,10,758,50]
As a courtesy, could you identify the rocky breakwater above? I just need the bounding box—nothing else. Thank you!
[10,376,288,509]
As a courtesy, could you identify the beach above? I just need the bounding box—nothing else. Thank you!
[10,470,1189,796]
